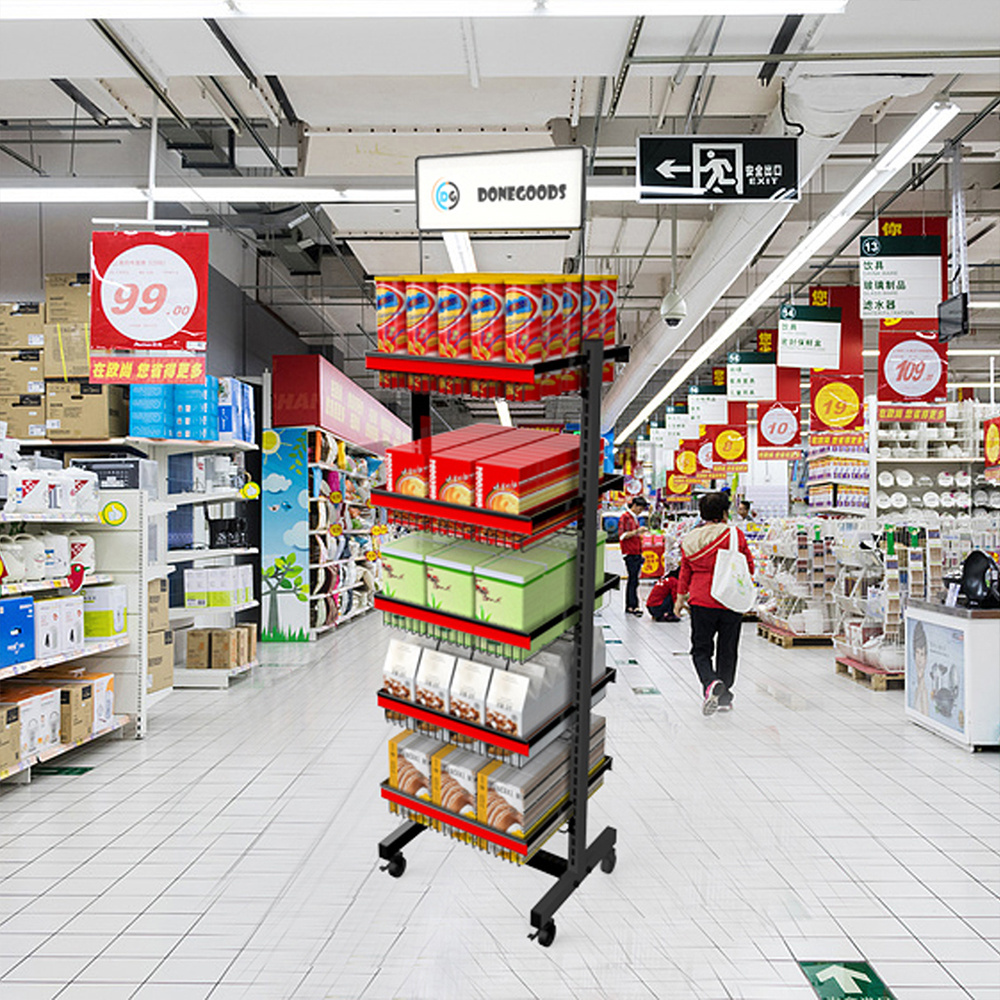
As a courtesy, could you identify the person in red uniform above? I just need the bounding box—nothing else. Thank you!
[675,492,755,715]
[618,496,648,616]
[646,569,680,622]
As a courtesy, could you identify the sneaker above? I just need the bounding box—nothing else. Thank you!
[717,702,733,712]
[663,614,681,623]
[703,680,726,716]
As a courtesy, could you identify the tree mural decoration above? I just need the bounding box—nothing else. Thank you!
[262,552,309,640]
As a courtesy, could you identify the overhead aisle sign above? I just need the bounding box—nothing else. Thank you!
[687,384,728,425]
[637,135,799,202]
[726,351,777,401]
[778,303,841,369]
[860,234,942,319]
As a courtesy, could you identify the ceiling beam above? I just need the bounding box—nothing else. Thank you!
[50,79,110,127]
[758,14,804,86]
[630,48,1000,67]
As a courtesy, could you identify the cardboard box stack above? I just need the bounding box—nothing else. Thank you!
[147,578,173,694]
[183,564,254,610]
[0,303,46,440]
[183,625,257,670]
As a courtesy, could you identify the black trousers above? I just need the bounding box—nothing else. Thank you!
[624,553,643,611]
[648,595,674,620]
[689,604,742,697]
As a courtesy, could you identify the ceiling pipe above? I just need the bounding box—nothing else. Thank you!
[601,72,934,433]
[630,48,1000,66]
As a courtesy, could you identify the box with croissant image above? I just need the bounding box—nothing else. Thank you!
[475,434,580,515]
[477,715,605,839]
[385,424,509,498]
[431,744,495,846]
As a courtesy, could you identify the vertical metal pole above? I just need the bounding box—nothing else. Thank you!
[146,97,158,222]
[411,393,431,441]
[569,337,601,875]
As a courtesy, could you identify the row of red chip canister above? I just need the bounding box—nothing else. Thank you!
[375,273,617,374]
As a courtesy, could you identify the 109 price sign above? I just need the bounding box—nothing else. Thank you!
[91,231,208,353]
[878,330,947,403]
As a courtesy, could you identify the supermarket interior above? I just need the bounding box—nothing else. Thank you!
[0,2,998,999]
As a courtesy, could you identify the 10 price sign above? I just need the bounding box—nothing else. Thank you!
[91,231,209,354]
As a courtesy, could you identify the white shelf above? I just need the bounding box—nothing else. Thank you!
[147,563,175,580]
[0,510,101,523]
[146,687,173,708]
[0,715,130,782]
[876,455,981,464]
[807,507,869,516]
[166,488,253,507]
[170,599,259,619]
[17,436,258,453]
[807,479,871,488]
[173,660,255,688]
[165,546,258,563]
[310,558,354,569]
[0,635,130,682]
[0,572,113,598]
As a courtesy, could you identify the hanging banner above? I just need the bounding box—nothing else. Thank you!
[664,468,692,501]
[726,351,777,401]
[687,384,728,426]
[675,439,699,478]
[877,215,948,302]
[756,329,777,354]
[878,324,948,420]
[757,401,802,460]
[809,285,863,375]
[663,405,698,449]
[709,424,748,472]
[89,356,207,385]
[712,366,727,389]
[697,432,715,476]
[777,303,841,369]
[860,234,942,319]
[811,373,864,433]
[985,416,1000,484]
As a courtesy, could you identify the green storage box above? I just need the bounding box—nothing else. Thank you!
[474,552,574,633]
[379,533,454,607]
[518,540,575,609]
[425,542,496,618]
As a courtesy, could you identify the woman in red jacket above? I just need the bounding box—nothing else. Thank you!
[675,492,755,715]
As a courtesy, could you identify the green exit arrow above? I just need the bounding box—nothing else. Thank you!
[799,961,894,999]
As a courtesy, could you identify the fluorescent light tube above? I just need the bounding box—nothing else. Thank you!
[615,100,959,445]
[0,186,146,203]
[0,0,846,17]
[970,301,1000,309]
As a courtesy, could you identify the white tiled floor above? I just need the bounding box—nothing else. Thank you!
[1,602,997,1000]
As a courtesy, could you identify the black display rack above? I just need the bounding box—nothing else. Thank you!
[375,336,623,947]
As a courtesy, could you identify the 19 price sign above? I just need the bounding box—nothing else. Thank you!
[91,231,208,353]
[878,329,947,403]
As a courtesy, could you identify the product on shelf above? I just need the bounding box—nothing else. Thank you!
[82,584,127,640]
[471,276,506,362]
[71,457,159,497]
[0,303,44,350]
[45,382,127,440]
[414,648,456,713]
[0,349,44,397]
[385,423,509,497]
[380,533,455,605]
[0,596,35,667]
[0,683,59,757]
[383,637,422,700]
[475,434,580,514]
[449,657,493,725]
[34,595,84,658]
[147,628,174,693]
[43,323,90,380]
[0,704,19,770]
[437,278,472,359]
[44,273,90,324]
[425,541,497,617]
[58,682,92,743]
[473,551,564,632]
[0,395,46,441]
[376,278,407,353]
[42,670,115,733]
[388,730,438,799]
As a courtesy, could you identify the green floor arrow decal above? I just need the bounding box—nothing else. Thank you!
[799,961,894,999]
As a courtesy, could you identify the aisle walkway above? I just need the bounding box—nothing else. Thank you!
[1,603,997,1000]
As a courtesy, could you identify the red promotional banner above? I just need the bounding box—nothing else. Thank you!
[776,365,801,404]
[756,329,777,354]
[674,439,699,478]
[90,231,209,353]
[811,373,864,433]
[985,416,1000,484]
[712,366,727,389]
[809,285,863,375]
[708,424,749,472]
[757,401,802,460]
[697,431,715,475]
[89,356,206,385]
[878,325,948,409]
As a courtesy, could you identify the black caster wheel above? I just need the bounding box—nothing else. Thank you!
[536,920,556,948]
[382,853,406,878]
[600,849,617,874]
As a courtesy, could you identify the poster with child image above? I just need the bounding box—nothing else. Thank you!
[906,618,964,733]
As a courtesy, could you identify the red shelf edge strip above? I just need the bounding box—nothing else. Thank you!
[377,693,528,754]
[370,490,536,532]
[374,596,534,649]
[365,354,536,384]
[380,785,529,855]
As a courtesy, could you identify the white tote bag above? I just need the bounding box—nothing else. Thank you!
[710,525,756,614]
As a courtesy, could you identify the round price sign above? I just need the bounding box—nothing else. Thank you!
[329,524,344,537]
[666,473,688,495]
[698,441,714,470]
[372,524,389,537]
[676,449,697,476]
[366,550,379,562]
[814,381,861,429]
[986,422,1000,465]
[760,404,798,446]
[329,491,343,505]
[715,429,746,462]
[883,339,944,399]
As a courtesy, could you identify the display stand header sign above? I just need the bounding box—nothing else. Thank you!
[777,304,841,369]
[415,147,584,232]
[860,234,942,319]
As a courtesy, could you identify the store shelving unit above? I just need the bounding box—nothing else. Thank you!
[166,546,259,563]
[0,717,131,785]
[371,337,626,947]
[172,659,257,689]
[1,572,113,598]
[0,635,130,683]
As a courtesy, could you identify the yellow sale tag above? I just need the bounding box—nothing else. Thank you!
[329,524,343,537]
[99,500,129,527]
[366,551,378,562]
[329,491,343,504]
[240,481,261,500]
[372,524,388,537]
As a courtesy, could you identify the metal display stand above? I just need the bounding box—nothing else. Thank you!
[373,338,625,947]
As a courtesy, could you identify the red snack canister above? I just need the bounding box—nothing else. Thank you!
[505,277,545,364]
[437,279,471,358]
[405,277,438,356]
[376,278,407,353]
[470,276,506,362]
[582,275,603,342]
[599,275,618,383]
[561,278,583,392]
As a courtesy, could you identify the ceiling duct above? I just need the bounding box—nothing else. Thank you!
[601,72,934,432]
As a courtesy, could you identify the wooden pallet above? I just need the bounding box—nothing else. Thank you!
[835,655,904,692]
[756,622,833,649]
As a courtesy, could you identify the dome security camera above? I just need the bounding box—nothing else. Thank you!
[660,288,687,328]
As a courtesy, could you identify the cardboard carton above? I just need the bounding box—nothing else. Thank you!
[210,628,240,669]
[147,578,169,632]
[45,382,126,440]
[34,596,84,659]
[0,303,44,350]
[0,351,45,397]
[59,682,93,743]
[147,629,174,692]
[0,394,46,440]
[234,626,249,666]
[0,684,60,757]
[43,323,91,380]
[82,584,127,639]
[186,628,211,669]
[41,671,114,732]
[0,705,19,772]
[237,624,257,664]
[385,424,509,496]
[44,273,90,324]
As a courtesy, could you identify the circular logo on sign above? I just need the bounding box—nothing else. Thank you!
[779,303,796,321]
[366,551,378,562]
[986,423,1000,465]
[240,481,261,500]
[715,429,746,462]
[329,524,343,537]
[883,339,943,399]
[815,381,861,429]
[433,179,460,212]
[676,450,697,476]
[329,491,343,505]
[760,404,797,446]
[101,244,199,343]
[861,237,881,256]
[99,500,128,527]
[625,478,642,496]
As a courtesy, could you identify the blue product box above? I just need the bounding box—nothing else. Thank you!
[240,381,255,442]
[0,596,35,668]
[218,377,239,438]
[130,414,172,438]
[167,507,194,550]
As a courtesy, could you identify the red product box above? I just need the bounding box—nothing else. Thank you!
[475,435,580,514]
[385,424,510,497]
[430,428,554,506]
